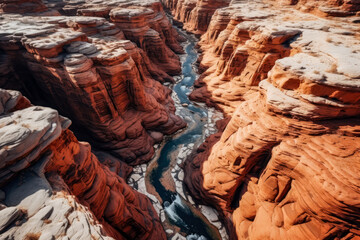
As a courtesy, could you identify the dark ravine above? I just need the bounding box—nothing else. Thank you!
[146,26,226,239]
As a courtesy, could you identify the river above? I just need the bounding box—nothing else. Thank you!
[147,27,225,239]
[126,24,226,239]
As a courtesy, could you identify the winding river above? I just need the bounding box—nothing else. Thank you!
[148,27,223,239]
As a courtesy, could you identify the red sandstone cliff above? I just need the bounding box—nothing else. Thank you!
[0,88,166,239]
[165,0,360,239]
[0,1,187,239]
[162,0,231,34]
[0,0,187,165]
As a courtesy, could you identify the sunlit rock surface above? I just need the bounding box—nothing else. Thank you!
[0,88,166,239]
[1,0,360,239]
[0,0,187,165]
[168,0,360,239]
[269,0,360,17]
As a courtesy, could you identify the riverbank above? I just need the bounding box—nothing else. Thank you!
[127,26,228,239]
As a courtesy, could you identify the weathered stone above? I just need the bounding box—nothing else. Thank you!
[169,0,360,239]
[0,89,166,240]
[0,2,186,166]
[0,207,23,232]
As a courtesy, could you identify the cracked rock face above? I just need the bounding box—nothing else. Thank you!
[0,88,166,240]
[165,0,360,239]
[0,0,187,165]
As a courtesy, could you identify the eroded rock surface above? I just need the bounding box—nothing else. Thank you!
[0,88,166,239]
[0,0,187,165]
[167,0,360,239]
[162,0,231,34]
[269,0,360,17]
[1,0,360,239]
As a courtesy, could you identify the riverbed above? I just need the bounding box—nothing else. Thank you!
[127,26,227,240]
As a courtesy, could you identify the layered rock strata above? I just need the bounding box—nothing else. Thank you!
[0,10,186,165]
[174,0,360,239]
[43,0,185,75]
[0,0,50,14]
[269,0,360,17]
[0,88,166,239]
[162,0,231,34]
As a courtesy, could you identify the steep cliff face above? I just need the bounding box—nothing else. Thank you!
[0,2,186,165]
[0,0,48,14]
[162,0,231,34]
[186,93,360,239]
[174,0,360,239]
[0,1,187,238]
[0,88,166,239]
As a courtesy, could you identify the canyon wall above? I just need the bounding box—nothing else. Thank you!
[0,0,186,166]
[162,0,231,34]
[0,88,166,239]
[162,0,360,239]
[0,1,187,239]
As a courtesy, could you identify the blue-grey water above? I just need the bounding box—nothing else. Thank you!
[149,31,221,240]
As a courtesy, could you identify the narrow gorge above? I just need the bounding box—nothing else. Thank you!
[0,0,359,239]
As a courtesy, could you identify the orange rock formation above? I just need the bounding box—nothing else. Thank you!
[162,0,231,34]
[162,0,360,239]
[1,0,360,239]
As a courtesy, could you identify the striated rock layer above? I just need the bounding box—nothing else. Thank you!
[0,88,166,239]
[161,0,231,34]
[269,0,360,17]
[0,0,187,165]
[172,0,360,239]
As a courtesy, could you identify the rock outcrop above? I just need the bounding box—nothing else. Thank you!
[0,0,187,165]
[269,0,360,17]
[173,0,360,239]
[0,88,166,239]
[0,1,188,239]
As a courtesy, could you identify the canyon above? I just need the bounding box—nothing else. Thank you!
[0,0,360,239]
[0,0,186,165]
